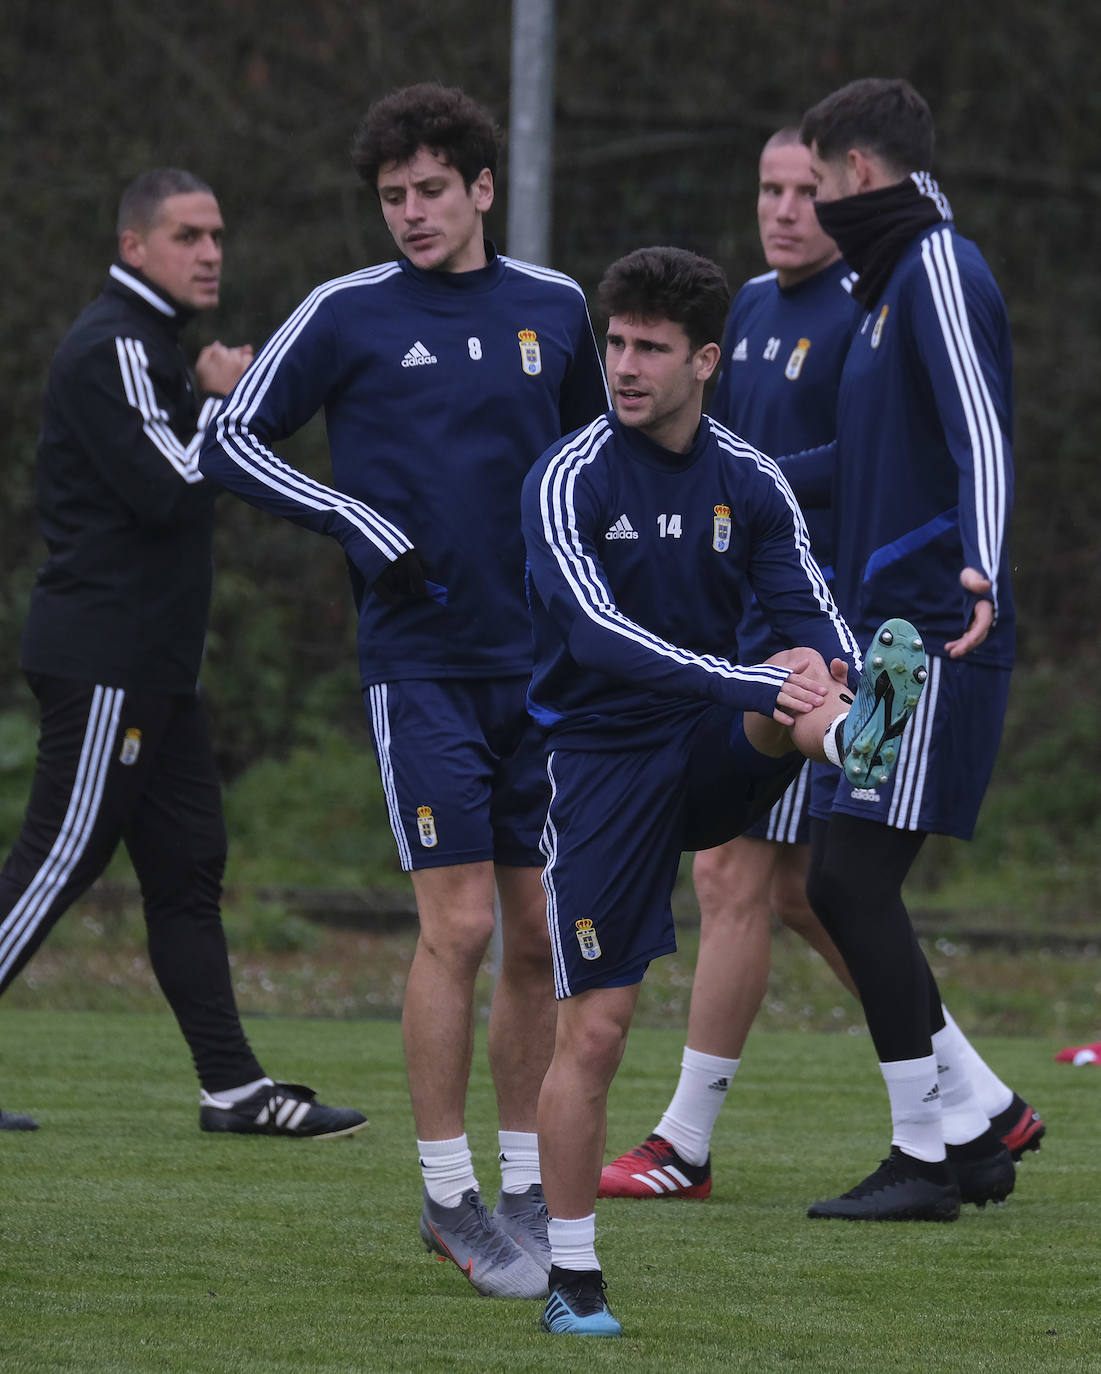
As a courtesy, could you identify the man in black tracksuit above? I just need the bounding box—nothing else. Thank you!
[0,168,366,1139]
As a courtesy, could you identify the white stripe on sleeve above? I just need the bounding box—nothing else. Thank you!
[115,337,205,482]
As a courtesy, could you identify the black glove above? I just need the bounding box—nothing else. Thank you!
[372,548,429,605]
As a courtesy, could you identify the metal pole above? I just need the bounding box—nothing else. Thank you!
[489,0,555,985]
[507,0,556,265]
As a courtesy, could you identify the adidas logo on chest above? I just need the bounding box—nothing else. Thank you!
[402,341,438,368]
[604,514,639,540]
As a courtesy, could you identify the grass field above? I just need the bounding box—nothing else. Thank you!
[2,1009,1099,1372]
[6,898,1100,1040]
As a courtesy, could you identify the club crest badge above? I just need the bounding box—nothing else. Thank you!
[119,728,142,766]
[518,328,542,375]
[712,504,731,552]
[784,336,811,380]
[575,918,602,960]
[871,304,889,349]
[416,805,438,848]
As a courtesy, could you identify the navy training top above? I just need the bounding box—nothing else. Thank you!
[200,244,609,686]
[522,410,860,751]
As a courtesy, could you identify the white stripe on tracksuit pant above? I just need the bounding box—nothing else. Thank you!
[0,673,263,1091]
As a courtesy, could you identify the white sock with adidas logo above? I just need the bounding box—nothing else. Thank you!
[880,1054,944,1162]
[938,1005,1014,1120]
[654,1046,740,1166]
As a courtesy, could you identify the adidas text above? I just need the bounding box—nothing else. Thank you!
[402,341,438,368]
[605,514,638,540]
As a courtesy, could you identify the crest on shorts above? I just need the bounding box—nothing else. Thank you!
[119,728,142,766]
[712,504,731,552]
[518,328,542,376]
[416,805,438,848]
[575,918,602,960]
[784,337,811,380]
[871,305,889,349]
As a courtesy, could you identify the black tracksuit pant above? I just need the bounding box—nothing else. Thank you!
[807,813,947,1064]
[0,673,264,1092]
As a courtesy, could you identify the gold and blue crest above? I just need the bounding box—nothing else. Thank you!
[784,336,811,380]
[518,328,542,376]
[713,503,731,553]
[575,918,602,960]
[416,804,438,848]
[119,727,142,766]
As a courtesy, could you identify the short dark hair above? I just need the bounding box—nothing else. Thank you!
[350,82,502,189]
[800,78,935,177]
[598,247,730,353]
[116,168,212,238]
[762,126,803,155]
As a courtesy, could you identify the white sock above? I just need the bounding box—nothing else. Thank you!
[418,1134,478,1208]
[498,1130,541,1194]
[199,1075,273,1106]
[822,712,848,768]
[940,1005,1014,1119]
[655,1047,739,1166]
[880,1054,944,1162]
[932,1019,997,1145]
[547,1213,599,1272]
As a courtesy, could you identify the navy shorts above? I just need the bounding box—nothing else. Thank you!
[541,705,802,997]
[741,760,812,845]
[365,677,549,871]
[810,655,1011,840]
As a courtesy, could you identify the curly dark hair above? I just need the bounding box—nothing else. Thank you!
[801,78,935,177]
[350,82,502,188]
[597,247,730,352]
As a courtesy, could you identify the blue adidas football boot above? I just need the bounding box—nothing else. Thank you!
[541,1266,622,1336]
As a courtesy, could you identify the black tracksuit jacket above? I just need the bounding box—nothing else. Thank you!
[21,264,222,694]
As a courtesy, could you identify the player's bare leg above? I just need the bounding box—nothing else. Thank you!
[408,860,548,1298]
[742,646,851,763]
[484,864,558,1272]
[538,985,635,1336]
[771,843,857,994]
[540,984,641,1219]
[405,861,498,1139]
[489,864,556,1131]
[687,837,775,1058]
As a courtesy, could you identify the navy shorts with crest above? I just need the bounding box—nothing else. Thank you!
[541,703,801,997]
[365,676,549,871]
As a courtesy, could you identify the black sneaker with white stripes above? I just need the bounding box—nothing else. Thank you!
[199,1081,367,1138]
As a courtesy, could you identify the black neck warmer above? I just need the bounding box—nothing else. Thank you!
[814,173,953,309]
